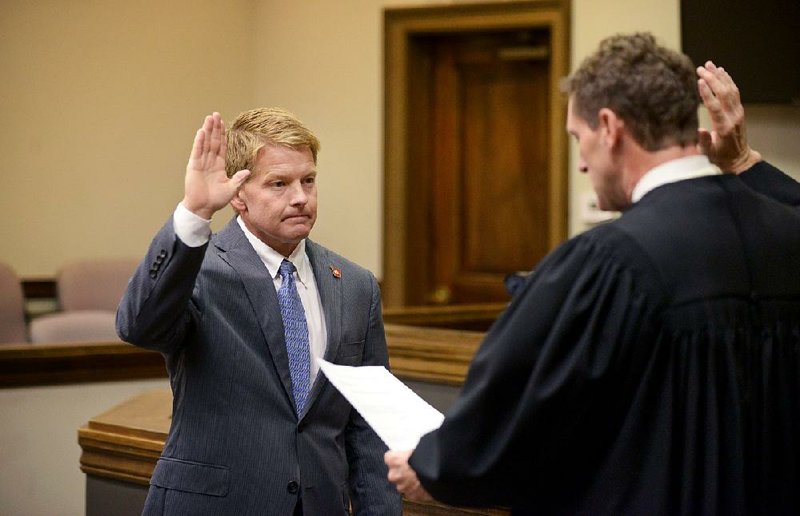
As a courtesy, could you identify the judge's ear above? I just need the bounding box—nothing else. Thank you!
[597,108,624,147]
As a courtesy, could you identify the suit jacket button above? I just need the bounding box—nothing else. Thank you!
[287,480,299,494]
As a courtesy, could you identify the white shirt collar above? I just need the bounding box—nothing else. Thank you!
[236,216,311,287]
[631,155,721,204]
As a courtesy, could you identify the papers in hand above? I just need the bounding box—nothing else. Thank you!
[318,359,444,450]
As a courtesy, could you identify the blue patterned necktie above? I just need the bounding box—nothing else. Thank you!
[277,259,311,414]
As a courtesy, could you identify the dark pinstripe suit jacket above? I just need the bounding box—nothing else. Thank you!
[117,217,402,515]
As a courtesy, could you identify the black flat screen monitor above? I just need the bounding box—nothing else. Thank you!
[680,0,800,104]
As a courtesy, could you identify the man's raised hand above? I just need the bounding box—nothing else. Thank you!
[182,112,251,220]
[696,61,762,173]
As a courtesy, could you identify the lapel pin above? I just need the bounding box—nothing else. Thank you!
[329,265,342,279]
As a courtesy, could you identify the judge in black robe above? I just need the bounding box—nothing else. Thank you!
[386,38,800,515]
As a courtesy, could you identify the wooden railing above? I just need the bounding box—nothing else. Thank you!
[383,303,506,332]
[386,324,484,385]
[0,341,166,387]
[1,301,503,387]
[0,324,486,388]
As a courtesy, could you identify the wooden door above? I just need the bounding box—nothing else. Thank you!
[428,32,552,304]
[383,2,570,307]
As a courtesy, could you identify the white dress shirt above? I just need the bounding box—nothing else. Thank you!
[173,203,327,381]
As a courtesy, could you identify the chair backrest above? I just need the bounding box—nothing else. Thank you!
[0,262,28,343]
[29,310,120,343]
[57,258,139,311]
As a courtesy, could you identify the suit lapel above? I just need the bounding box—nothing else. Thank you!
[214,219,296,409]
[304,240,343,415]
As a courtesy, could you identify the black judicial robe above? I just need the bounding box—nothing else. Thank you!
[410,162,800,515]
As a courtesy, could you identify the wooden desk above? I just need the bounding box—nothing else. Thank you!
[79,388,170,486]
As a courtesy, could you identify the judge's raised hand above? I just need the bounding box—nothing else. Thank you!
[696,61,762,174]
[182,112,251,220]
[384,450,433,502]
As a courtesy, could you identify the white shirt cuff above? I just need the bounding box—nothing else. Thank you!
[173,202,212,247]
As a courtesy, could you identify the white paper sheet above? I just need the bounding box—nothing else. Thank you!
[318,359,444,450]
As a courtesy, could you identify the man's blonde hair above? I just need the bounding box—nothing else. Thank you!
[225,107,321,178]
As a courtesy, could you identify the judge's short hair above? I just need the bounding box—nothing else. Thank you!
[225,107,321,178]
[563,32,699,151]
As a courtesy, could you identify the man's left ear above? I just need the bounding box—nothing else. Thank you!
[597,108,623,147]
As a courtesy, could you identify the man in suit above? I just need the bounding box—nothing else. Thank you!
[117,107,402,515]
[385,34,800,515]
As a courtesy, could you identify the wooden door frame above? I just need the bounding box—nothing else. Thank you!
[383,0,571,307]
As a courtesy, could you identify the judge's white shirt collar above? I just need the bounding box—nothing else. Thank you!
[631,155,721,204]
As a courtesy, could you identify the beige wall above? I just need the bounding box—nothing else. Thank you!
[0,0,254,278]
[1,0,798,279]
